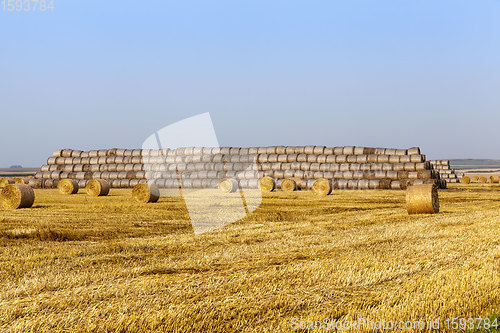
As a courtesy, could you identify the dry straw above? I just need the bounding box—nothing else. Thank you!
[58,179,79,195]
[1,184,35,209]
[218,178,238,193]
[311,178,332,196]
[258,177,275,192]
[132,183,160,203]
[406,184,439,215]
[460,176,471,184]
[86,179,110,197]
[479,176,487,183]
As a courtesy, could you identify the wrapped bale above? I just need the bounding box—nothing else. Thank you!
[258,176,275,192]
[218,178,238,193]
[58,179,79,195]
[311,178,332,196]
[132,183,160,203]
[1,184,35,209]
[406,184,439,215]
[86,179,110,197]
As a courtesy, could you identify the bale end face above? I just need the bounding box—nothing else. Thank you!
[58,179,79,195]
[460,176,471,184]
[311,178,332,196]
[132,183,160,203]
[258,177,275,192]
[406,184,439,215]
[1,184,35,209]
[86,179,110,196]
[218,178,238,193]
[281,178,298,192]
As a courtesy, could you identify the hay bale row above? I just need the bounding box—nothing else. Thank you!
[40,161,431,174]
[53,146,422,158]
[258,177,444,192]
[34,169,436,183]
[47,154,427,166]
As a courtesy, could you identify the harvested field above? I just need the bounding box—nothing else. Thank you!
[0,185,498,332]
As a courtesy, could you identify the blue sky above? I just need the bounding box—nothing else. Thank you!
[1,0,500,167]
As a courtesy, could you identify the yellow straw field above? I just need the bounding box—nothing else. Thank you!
[0,185,499,332]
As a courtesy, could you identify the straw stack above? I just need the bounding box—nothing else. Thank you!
[33,146,440,191]
[429,160,461,183]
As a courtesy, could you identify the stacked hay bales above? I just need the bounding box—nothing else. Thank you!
[33,146,442,190]
[429,160,461,183]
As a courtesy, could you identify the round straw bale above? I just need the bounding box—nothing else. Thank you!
[343,146,355,155]
[311,178,332,196]
[335,155,347,163]
[389,156,401,164]
[385,148,396,155]
[490,176,500,184]
[393,163,405,171]
[1,184,35,209]
[0,178,15,188]
[132,183,160,203]
[353,147,365,155]
[304,146,315,154]
[356,155,368,163]
[58,179,79,195]
[410,155,424,163]
[274,146,285,155]
[391,181,403,190]
[395,149,407,156]
[479,176,487,183]
[281,178,298,192]
[70,150,83,157]
[258,176,275,192]
[324,148,334,155]
[399,155,411,163]
[313,146,325,155]
[86,179,110,196]
[13,177,25,184]
[363,147,376,154]
[347,155,357,163]
[407,147,421,155]
[406,184,439,214]
[218,178,238,193]
[377,155,390,163]
[333,147,344,155]
[472,175,479,182]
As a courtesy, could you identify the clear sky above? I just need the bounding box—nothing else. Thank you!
[1,0,500,167]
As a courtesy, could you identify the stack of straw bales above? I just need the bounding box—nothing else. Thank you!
[429,160,461,183]
[32,146,443,191]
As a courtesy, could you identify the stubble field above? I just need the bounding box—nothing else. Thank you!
[0,185,499,332]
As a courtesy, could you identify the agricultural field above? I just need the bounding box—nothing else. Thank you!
[0,185,499,332]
